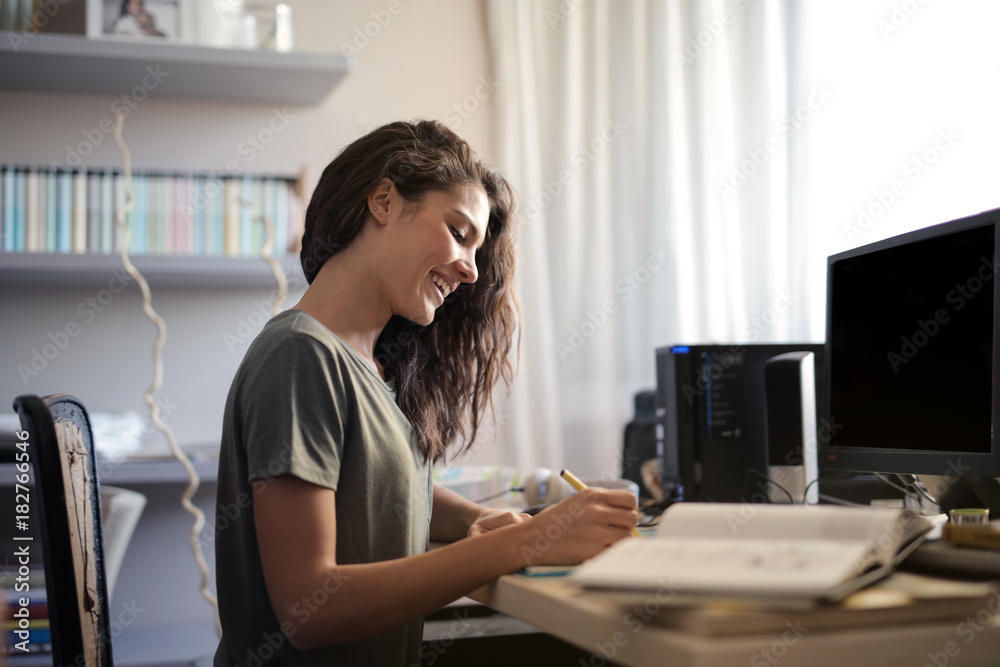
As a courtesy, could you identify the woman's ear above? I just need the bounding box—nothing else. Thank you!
[367,178,395,226]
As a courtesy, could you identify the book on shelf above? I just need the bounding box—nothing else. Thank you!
[0,165,304,259]
[569,503,934,604]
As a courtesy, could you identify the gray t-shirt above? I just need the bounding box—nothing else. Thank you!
[214,309,432,667]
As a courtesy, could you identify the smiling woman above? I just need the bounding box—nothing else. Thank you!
[213,120,642,666]
[297,120,516,461]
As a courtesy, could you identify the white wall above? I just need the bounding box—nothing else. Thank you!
[0,0,497,451]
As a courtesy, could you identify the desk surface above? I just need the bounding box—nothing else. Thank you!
[468,573,1000,667]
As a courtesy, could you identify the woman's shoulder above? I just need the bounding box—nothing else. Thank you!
[253,309,351,358]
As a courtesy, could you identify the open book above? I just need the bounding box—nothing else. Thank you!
[570,503,933,602]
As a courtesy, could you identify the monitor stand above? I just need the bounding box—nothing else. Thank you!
[935,476,1000,517]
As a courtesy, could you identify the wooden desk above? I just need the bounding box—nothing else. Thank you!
[469,574,1000,667]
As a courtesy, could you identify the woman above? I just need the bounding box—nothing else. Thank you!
[213,120,638,666]
[111,0,165,37]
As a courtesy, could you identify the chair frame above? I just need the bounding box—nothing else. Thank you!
[13,393,113,667]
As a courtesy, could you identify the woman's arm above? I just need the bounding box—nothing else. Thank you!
[429,482,528,541]
[254,475,636,651]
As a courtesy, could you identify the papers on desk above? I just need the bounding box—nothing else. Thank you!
[570,503,933,603]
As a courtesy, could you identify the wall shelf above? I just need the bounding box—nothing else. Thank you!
[0,456,219,485]
[0,31,351,105]
[0,251,303,288]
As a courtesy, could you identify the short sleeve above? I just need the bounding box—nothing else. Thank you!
[236,330,350,491]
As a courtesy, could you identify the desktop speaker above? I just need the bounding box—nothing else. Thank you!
[764,352,819,504]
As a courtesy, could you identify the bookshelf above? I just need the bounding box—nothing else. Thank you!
[0,31,351,104]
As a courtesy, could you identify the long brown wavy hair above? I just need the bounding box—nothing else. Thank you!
[300,120,519,462]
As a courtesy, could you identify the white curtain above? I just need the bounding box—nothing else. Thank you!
[469,0,807,477]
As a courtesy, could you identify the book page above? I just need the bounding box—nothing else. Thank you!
[571,536,864,597]
[654,503,916,546]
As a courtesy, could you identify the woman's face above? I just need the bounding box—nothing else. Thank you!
[383,183,488,326]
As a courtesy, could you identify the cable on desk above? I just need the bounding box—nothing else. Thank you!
[800,477,820,504]
[112,110,221,637]
[473,487,524,504]
[745,468,794,503]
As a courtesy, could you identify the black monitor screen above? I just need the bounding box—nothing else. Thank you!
[828,223,994,454]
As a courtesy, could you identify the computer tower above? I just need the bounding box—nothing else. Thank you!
[655,343,825,503]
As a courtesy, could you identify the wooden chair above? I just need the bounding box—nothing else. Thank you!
[13,394,113,667]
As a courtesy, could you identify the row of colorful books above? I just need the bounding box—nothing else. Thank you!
[1,566,50,655]
[0,166,304,258]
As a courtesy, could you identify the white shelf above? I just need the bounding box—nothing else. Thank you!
[0,32,351,105]
[97,456,220,485]
[0,456,219,485]
[0,251,303,288]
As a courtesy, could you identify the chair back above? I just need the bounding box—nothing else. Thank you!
[13,394,113,667]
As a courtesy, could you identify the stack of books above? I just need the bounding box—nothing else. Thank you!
[0,166,303,258]
[565,504,1000,637]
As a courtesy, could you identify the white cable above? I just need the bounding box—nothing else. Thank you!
[112,110,222,637]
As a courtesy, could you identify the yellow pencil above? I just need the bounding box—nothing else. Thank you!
[560,469,643,538]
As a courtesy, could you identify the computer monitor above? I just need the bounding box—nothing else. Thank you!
[821,206,1000,513]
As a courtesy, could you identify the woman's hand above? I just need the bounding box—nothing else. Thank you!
[515,487,638,567]
[467,508,532,537]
